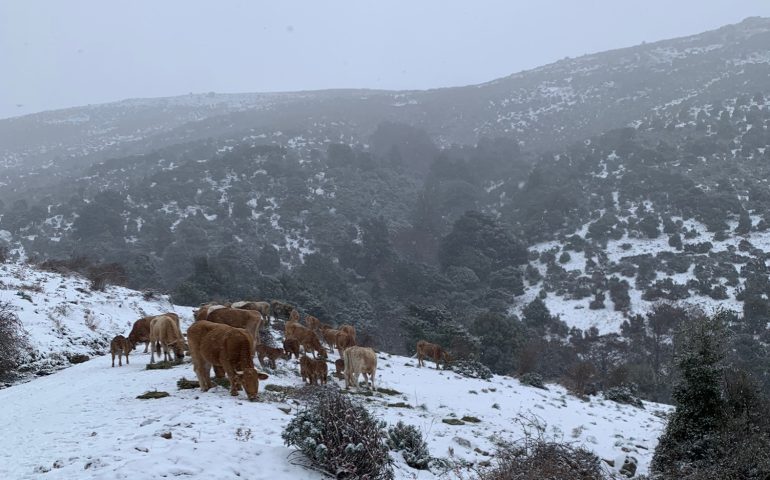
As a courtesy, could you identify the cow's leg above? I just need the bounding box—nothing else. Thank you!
[143,342,149,353]
[111,352,115,367]
[417,354,423,367]
[125,351,130,365]
[118,352,122,367]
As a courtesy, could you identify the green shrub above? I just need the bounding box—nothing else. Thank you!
[387,421,431,470]
[449,359,493,380]
[519,372,547,390]
[282,388,393,479]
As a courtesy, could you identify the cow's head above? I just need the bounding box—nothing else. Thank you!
[235,368,269,401]
[171,341,186,361]
[442,350,453,366]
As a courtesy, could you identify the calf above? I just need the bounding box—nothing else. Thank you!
[310,357,328,385]
[289,309,300,323]
[334,358,345,379]
[416,340,451,369]
[255,344,284,369]
[287,322,326,358]
[322,328,341,351]
[343,346,377,390]
[299,355,313,384]
[110,335,134,367]
[187,320,268,401]
[283,337,300,360]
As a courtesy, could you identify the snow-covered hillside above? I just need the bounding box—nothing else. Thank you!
[0,262,194,377]
[0,263,671,479]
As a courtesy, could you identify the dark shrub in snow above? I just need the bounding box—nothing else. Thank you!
[282,388,393,479]
[386,421,431,470]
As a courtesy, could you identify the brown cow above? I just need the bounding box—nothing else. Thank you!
[283,337,300,360]
[289,309,300,323]
[287,322,326,358]
[299,355,313,384]
[336,331,356,357]
[194,303,227,322]
[187,320,268,401]
[343,346,377,390]
[318,322,333,332]
[334,358,345,379]
[310,358,328,385]
[110,335,134,367]
[206,308,263,349]
[339,324,357,343]
[231,301,271,325]
[304,315,320,331]
[322,328,341,351]
[149,315,186,364]
[416,340,451,369]
[270,300,294,320]
[255,344,284,369]
[128,312,180,353]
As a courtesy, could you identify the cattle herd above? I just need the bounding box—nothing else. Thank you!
[109,299,454,401]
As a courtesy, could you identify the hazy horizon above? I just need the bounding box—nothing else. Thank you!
[2,1,770,120]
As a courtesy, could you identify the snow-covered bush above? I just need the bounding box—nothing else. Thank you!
[519,372,547,390]
[477,439,605,480]
[449,359,493,380]
[603,384,644,408]
[0,301,30,376]
[387,421,431,470]
[282,388,393,479]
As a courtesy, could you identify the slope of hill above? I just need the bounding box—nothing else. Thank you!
[0,264,671,478]
[2,17,769,203]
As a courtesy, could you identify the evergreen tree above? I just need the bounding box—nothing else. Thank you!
[651,311,728,476]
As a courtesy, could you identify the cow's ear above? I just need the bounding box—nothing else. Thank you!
[258,373,269,380]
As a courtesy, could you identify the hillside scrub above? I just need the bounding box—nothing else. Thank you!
[282,388,393,479]
[0,301,30,377]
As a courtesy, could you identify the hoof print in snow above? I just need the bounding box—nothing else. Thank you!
[137,391,170,399]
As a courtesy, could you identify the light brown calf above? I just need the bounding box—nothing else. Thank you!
[334,358,345,379]
[289,309,300,323]
[255,344,284,369]
[110,335,134,367]
[128,312,179,353]
[299,355,313,384]
[416,340,451,369]
[286,322,326,358]
[187,320,268,401]
[323,328,341,350]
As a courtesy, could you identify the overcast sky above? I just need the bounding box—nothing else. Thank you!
[2,0,769,119]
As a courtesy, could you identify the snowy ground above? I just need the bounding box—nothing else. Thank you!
[0,263,672,479]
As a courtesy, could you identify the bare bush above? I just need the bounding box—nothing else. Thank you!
[0,302,31,376]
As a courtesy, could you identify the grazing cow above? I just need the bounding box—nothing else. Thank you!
[110,335,134,367]
[323,328,341,351]
[283,337,300,360]
[289,309,300,323]
[310,357,328,385]
[187,320,268,401]
[339,324,357,343]
[299,355,313,384]
[334,358,345,379]
[416,340,451,369]
[304,315,320,331]
[231,301,272,325]
[206,308,263,349]
[149,315,186,364]
[318,322,333,332]
[343,346,377,390]
[194,303,227,322]
[287,322,326,358]
[255,344,284,369]
[270,300,295,320]
[336,331,356,357]
[128,312,179,353]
